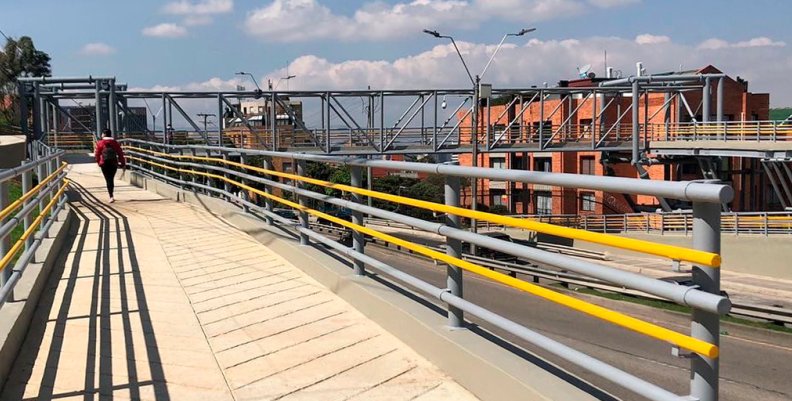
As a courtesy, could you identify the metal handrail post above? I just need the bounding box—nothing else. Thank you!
[22,167,33,252]
[296,160,309,245]
[350,165,365,275]
[445,164,464,328]
[690,201,722,401]
[240,154,250,213]
[263,157,274,225]
[0,181,11,300]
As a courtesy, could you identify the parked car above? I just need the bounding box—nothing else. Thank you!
[462,232,536,263]
[317,208,353,227]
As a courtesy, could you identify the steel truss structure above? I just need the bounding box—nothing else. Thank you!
[18,75,731,161]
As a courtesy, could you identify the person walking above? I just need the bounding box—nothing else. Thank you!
[94,128,126,203]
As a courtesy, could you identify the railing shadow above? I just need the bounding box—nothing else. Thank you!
[2,181,171,400]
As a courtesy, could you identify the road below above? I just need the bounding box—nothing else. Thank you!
[359,244,792,401]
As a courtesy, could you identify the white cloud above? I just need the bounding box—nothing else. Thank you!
[142,23,188,38]
[163,0,233,15]
[79,42,116,56]
[134,34,792,106]
[588,0,639,8]
[635,34,670,45]
[244,0,618,42]
[183,15,214,26]
[699,36,786,50]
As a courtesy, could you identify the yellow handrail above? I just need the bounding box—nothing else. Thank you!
[125,146,721,267]
[0,163,68,222]
[0,180,70,272]
[128,155,719,358]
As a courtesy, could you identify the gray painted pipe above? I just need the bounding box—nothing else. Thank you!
[127,165,694,401]
[0,173,67,241]
[0,197,66,309]
[0,151,66,183]
[120,139,732,203]
[127,152,730,314]
[599,74,726,87]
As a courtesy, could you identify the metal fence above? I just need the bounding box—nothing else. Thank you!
[481,211,792,236]
[119,138,732,401]
[0,143,69,308]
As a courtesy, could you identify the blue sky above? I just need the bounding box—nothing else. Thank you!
[3,0,792,105]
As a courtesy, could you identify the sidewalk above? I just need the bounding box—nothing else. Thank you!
[0,161,478,401]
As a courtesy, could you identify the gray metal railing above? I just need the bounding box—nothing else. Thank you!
[121,138,730,401]
[0,142,69,308]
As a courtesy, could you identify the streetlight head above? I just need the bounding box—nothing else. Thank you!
[423,29,441,38]
[287,75,296,79]
[235,72,247,75]
[516,28,536,36]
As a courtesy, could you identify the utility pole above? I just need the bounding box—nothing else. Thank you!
[197,113,216,133]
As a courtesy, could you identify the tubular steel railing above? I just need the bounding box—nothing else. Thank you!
[121,138,730,401]
[484,211,792,236]
[0,142,69,308]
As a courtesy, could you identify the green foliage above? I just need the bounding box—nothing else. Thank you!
[0,36,52,123]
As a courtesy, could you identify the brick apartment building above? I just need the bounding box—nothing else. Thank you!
[456,65,773,215]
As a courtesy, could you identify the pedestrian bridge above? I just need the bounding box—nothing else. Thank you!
[0,141,735,401]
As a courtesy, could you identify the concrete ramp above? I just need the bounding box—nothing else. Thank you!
[1,162,478,401]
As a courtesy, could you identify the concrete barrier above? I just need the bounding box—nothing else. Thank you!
[0,206,74,389]
[125,171,608,401]
[0,136,26,169]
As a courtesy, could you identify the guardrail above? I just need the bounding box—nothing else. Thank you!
[324,223,792,326]
[482,211,792,236]
[0,142,69,308]
[121,138,730,401]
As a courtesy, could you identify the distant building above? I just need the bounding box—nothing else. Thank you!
[456,65,774,213]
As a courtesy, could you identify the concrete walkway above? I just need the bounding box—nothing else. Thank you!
[1,161,478,401]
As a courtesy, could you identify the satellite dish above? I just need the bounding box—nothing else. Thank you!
[577,64,592,78]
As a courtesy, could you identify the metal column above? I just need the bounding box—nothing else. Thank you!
[296,160,309,245]
[702,77,711,123]
[445,165,464,328]
[0,182,11,300]
[350,166,365,275]
[263,157,275,224]
[690,201,721,401]
[631,80,640,165]
[217,94,224,146]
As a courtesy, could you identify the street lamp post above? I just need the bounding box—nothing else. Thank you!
[236,72,263,97]
[423,27,535,248]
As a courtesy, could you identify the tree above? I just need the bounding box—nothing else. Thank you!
[0,36,52,124]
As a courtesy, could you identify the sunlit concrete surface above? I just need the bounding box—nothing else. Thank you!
[0,160,478,401]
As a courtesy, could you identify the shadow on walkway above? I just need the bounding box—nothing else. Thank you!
[2,181,172,401]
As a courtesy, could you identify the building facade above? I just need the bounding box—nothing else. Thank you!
[456,66,774,214]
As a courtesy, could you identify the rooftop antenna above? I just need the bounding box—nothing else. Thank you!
[604,50,608,75]
[577,64,592,79]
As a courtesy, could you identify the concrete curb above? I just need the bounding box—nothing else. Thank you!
[0,206,74,390]
[126,172,609,401]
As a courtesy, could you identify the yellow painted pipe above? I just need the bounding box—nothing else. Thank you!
[0,181,70,272]
[128,156,719,358]
[125,147,720,267]
[0,163,68,221]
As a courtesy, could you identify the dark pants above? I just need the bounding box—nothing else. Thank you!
[101,164,118,197]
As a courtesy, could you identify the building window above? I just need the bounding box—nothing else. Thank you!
[535,191,552,215]
[490,157,506,169]
[511,154,526,170]
[534,157,552,172]
[491,189,506,206]
[580,156,595,175]
[580,191,596,211]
